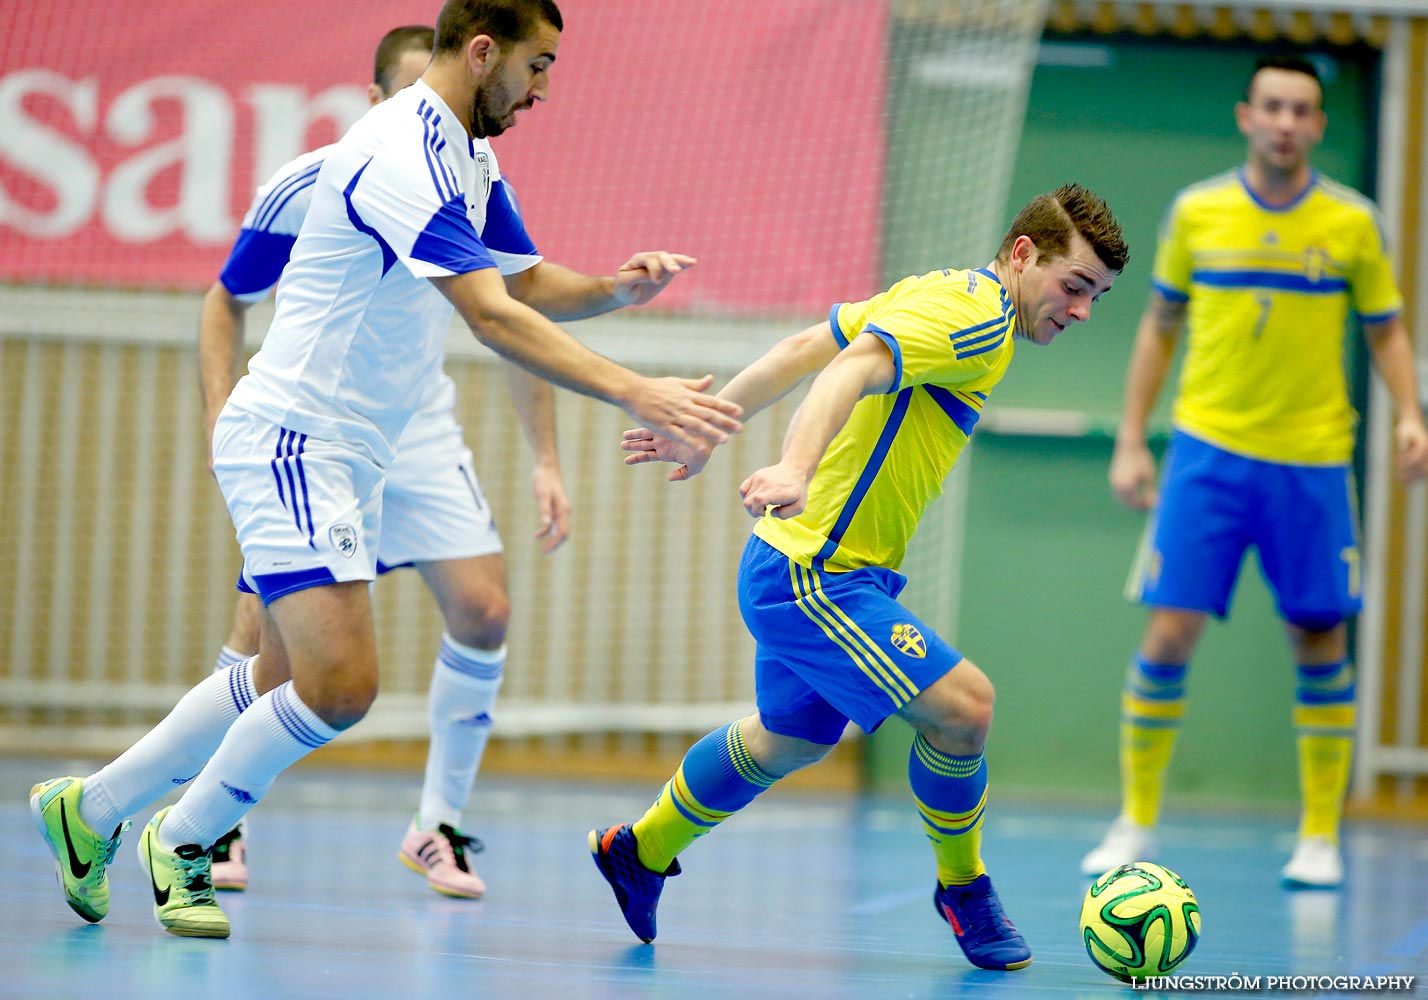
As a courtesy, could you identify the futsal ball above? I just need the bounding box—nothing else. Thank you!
[1080,862,1201,983]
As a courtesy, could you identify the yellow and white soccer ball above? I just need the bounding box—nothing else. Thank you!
[1080,861,1201,982]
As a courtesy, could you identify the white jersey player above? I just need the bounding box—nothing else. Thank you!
[31,0,741,940]
[198,25,551,901]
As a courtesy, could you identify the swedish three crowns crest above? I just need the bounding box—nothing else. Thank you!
[891,623,926,658]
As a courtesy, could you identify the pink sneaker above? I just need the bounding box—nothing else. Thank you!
[211,824,248,892]
[398,820,486,899]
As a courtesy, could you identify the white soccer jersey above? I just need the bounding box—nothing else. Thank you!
[225,80,541,465]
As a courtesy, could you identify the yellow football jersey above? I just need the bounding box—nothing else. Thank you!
[1154,169,1402,464]
[755,267,1014,573]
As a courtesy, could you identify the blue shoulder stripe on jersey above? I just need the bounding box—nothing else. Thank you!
[343,159,398,276]
[417,104,462,203]
[421,117,454,202]
[957,334,1006,359]
[219,228,297,298]
[1152,279,1190,303]
[483,179,538,256]
[253,163,321,232]
[863,324,903,392]
[950,307,1011,342]
[922,385,980,437]
[812,387,914,571]
[828,304,849,348]
[954,322,1009,355]
[1358,308,1400,325]
[412,193,497,273]
[1191,269,1348,294]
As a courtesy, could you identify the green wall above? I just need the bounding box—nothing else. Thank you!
[868,37,1378,809]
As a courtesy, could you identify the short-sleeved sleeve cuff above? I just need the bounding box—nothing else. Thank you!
[862,323,903,393]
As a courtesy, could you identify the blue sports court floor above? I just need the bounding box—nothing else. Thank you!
[2,756,1424,999]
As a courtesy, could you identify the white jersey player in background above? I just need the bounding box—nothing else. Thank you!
[199,24,583,902]
[30,0,742,940]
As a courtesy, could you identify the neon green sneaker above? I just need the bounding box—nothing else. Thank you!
[29,776,128,923]
[137,806,230,939]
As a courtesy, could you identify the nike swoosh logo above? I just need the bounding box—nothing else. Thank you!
[147,843,170,906]
[59,800,92,879]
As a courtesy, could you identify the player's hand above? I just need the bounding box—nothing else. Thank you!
[621,426,714,481]
[1109,439,1158,510]
[1394,416,1428,482]
[624,374,742,452]
[612,252,696,307]
[530,462,572,553]
[739,463,808,519]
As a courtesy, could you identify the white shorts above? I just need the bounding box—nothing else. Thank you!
[378,404,503,571]
[214,407,384,604]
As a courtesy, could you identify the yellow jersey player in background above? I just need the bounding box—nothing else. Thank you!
[591,185,1128,970]
[1081,53,1428,889]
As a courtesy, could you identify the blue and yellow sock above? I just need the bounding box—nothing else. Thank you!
[631,719,778,872]
[1293,659,1355,842]
[909,733,987,888]
[1120,655,1187,827]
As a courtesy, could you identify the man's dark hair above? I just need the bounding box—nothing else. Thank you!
[373,26,435,93]
[996,183,1129,273]
[434,0,563,55]
[1245,52,1322,100]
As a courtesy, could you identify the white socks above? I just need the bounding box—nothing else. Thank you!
[418,634,504,830]
[159,681,336,850]
[81,657,258,836]
[212,645,250,673]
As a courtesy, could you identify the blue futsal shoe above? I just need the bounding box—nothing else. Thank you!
[588,824,680,943]
[933,874,1033,970]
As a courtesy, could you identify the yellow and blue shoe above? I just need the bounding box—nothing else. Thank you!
[588,824,680,943]
[137,806,230,939]
[933,874,1033,971]
[29,776,129,923]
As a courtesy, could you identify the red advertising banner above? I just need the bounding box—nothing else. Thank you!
[0,0,886,313]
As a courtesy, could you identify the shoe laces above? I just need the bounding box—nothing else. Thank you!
[172,845,217,904]
[99,820,131,866]
[436,824,484,873]
[945,882,1011,937]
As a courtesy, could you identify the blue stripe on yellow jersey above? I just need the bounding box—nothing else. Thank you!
[1153,168,1402,464]
[759,267,1015,573]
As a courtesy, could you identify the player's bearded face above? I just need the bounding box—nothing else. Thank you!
[472,62,519,138]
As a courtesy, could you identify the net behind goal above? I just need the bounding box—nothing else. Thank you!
[0,0,1049,755]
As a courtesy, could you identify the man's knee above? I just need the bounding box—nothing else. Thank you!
[740,715,835,777]
[1142,608,1207,662]
[444,585,510,649]
[904,660,995,753]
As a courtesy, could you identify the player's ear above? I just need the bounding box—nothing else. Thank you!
[1011,234,1036,271]
[1234,100,1252,136]
[467,34,497,75]
[366,83,385,107]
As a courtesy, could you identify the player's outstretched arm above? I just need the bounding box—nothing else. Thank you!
[1110,292,1185,510]
[739,332,895,519]
[500,360,572,553]
[198,282,251,473]
[623,321,842,481]
[1363,315,1428,482]
[434,268,742,452]
[505,252,696,322]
